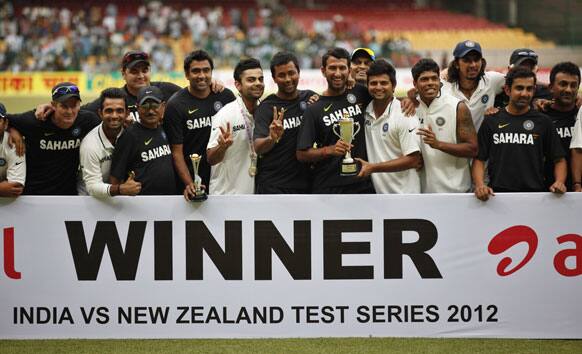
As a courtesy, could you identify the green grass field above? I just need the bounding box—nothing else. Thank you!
[1,338,581,354]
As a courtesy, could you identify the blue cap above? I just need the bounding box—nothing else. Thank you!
[453,40,482,59]
[0,102,6,119]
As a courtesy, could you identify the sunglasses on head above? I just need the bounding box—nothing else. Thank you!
[52,85,80,97]
[140,102,161,111]
[123,52,150,65]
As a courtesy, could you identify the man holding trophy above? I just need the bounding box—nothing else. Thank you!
[297,48,375,194]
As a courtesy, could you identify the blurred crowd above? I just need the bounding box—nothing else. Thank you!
[0,0,420,73]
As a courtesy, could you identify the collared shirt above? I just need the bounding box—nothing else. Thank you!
[442,71,505,131]
[0,131,26,186]
[78,124,122,197]
[364,99,420,193]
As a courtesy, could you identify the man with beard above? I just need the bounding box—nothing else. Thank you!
[296,47,374,194]
[163,50,236,200]
[253,52,317,194]
[472,67,566,201]
[78,88,142,197]
[413,59,477,193]
[206,58,265,194]
[443,40,505,131]
[110,86,176,195]
[542,62,580,191]
[350,48,375,86]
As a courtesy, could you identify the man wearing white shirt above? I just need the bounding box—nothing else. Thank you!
[79,88,141,197]
[413,59,478,193]
[356,59,421,193]
[207,58,265,195]
[0,103,25,197]
[442,40,505,131]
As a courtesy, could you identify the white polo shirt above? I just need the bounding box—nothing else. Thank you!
[207,97,255,195]
[416,93,471,193]
[442,71,505,131]
[364,99,421,193]
[570,108,582,149]
[0,131,26,185]
[78,124,120,197]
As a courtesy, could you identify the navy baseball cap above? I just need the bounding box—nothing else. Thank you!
[51,82,81,103]
[122,51,150,69]
[453,40,482,59]
[0,102,6,119]
[352,48,376,61]
[137,86,164,105]
[510,48,538,66]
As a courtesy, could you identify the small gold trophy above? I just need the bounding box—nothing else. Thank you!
[332,112,361,176]
[189,154,208,201]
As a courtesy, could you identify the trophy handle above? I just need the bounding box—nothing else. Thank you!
[353,121,361,137]
[332,123,342,140]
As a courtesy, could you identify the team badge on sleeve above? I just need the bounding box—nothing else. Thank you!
[300,101,307,111]
[213,101,224,112]
[523,120,534,131]
[481,94,489,104]
[347,94,356,104]
[382,123,389,132]
[436,117,446,126]
[0,158,6,167]
[72,127,81,137]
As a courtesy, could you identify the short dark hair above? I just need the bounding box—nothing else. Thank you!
[270,52,300,77]
[98,87,127,111]
[183,50,214,74]
[446,57,486,84]
[233,58,262,82]
[505,66,537,89]
[366,59,397,87]
[322,47,351,68]
[411,58,440,81]
[549,61,581,86]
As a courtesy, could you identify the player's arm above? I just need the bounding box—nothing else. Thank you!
[170,144,193,186]
[80,142,111,198]
[206,121,233,166]
[572,149,582,192]
[0,145,25,197]
[417,102,477,158]
[296,141,350,162]
[254,106,284,154]
[355,151,421,177]
[472,159,494,201]
[549,157,567,193]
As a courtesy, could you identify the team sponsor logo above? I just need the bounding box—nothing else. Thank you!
[283,116,303,130]
[214,101,224,112]
[323,103,333,112]
[347,94,357,104]
[71,128,81,137]
[382,123,389,132]
[232,124,246,132]
[493,133,535,145]
[141,144,172,162]
[498,123,510,129]
[523,120,534,131]
[556,126,573,138]
[481,94,489,104]
[144,138,153,146]
[0,158,6,167]
[43,132,55,137]
[436,117,446,127]
[465,40,475,47]
[40,139,81,150]
[188,108,199,114]
[300,101,307,111]
[322,105,363,126]
[187,117,212,130]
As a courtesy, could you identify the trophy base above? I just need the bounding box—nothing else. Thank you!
[340,161,358,176]
[190,191,208,202]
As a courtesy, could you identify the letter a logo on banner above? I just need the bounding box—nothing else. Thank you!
[488,225,538,276]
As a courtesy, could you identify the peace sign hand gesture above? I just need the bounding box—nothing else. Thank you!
[269,106,285,143]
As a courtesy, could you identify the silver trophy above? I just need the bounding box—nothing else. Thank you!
[189,154,207,201]
[332,112,361,176]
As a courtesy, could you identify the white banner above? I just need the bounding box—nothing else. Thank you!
[1,194,581,339]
